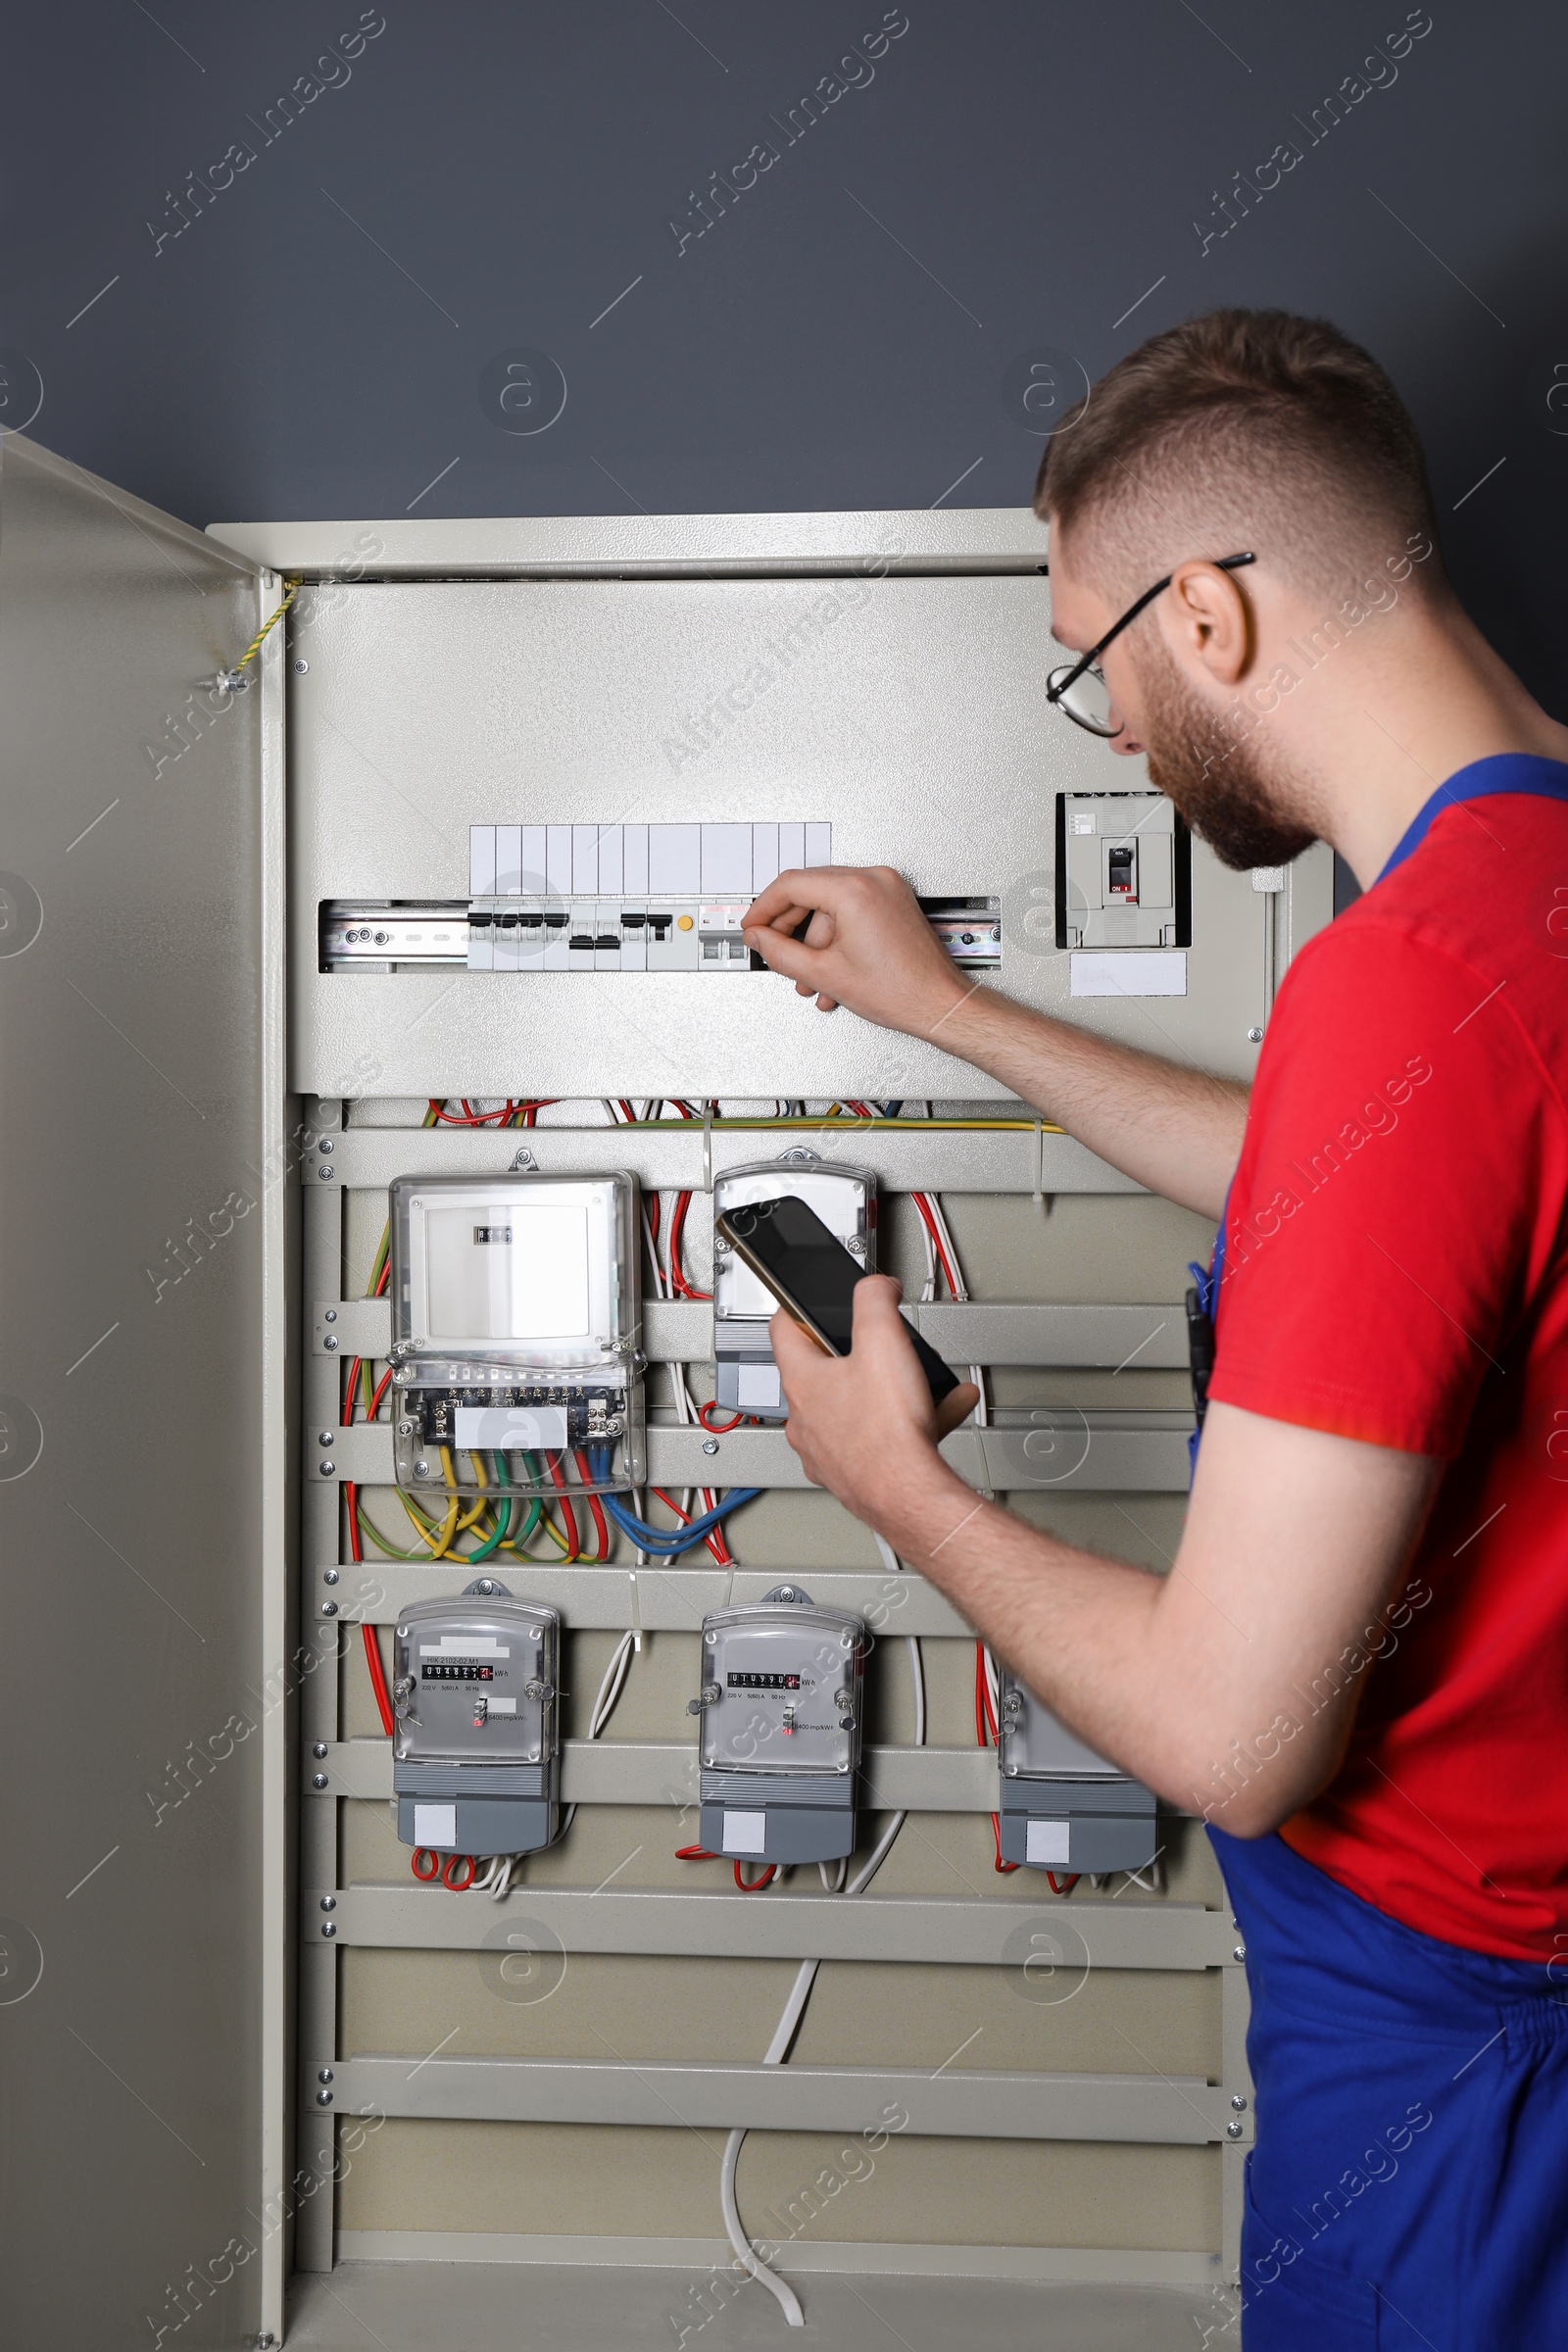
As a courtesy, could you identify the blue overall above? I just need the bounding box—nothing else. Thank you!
[1196,758,1568,2345]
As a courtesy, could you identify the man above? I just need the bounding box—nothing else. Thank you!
[742,310,1568,2347]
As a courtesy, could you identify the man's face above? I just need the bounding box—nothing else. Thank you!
[1048,526,1316,871]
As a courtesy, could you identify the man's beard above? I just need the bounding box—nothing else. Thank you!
[1131,637,1318,871]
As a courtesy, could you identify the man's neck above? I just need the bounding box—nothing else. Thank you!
[1276,599,1568,888]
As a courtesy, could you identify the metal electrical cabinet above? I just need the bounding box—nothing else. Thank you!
[0,436,1330,2348]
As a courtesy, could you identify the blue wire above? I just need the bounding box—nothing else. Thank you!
[585,1442,758,1555]
[599,1489,760,1556]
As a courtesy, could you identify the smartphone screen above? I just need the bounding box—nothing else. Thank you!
[716,1194,959,1405]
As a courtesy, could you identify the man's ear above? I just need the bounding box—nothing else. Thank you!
[1161,560,1253,686]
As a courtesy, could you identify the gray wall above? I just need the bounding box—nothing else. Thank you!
[4,0,1564,712]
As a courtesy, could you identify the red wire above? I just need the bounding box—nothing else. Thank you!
[572,1449,612,1560]
[362,1624,396,1736]
[666,1190,712,1299]
[675,1843,717,1860]
[735,1861,776,1891]
[412,1848,440,1881]
[912,1192,959,1296]
[1047,1872,1080,1895]
[546,1451,580,1557]
[698,1399,744,1433]
[651,1485,730,1566]
[442,1852,476,1890]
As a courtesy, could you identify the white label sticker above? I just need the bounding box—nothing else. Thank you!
[454,1404,569,1450]
[485,1696,516,1715]
[1025,1817,1072,1865]
[421,1636,509,1655]
[736,1361,782,1409]
[1069,950,1187,999]
[413,1804,457,1848]
[721,1810,767,1855]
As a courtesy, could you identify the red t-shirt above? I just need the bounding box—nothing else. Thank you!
[1208,784,1568,1960]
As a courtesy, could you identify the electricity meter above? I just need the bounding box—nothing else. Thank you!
[711,1157,876,1421]
[996,1670,1157,1872]
[391,1582,561,1856]
[387,1170,642,1498]
[691,1585,866,1864]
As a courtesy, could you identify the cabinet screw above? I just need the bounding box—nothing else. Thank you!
[1247,1026,1263,1044]
[313,1742,328,1759]
[316,2087,333,2103]
[318,2063,334,2077]
[318,1138,334,1152]
[1233,1944,1247,1962]
[323,1568,339,1585]
[702,1438,719,1455]
[313,1773,329,1789]
[294,659,309,673]
[318,1165,335,1179]
[323,1335,339,1350]
[323,1307,337,1322]
[320,1601,338,1617]
[1226,2121,1245,2139]
[320,1923,337,1938]
[319,1461,335,1477]
[1231,2094,1248,2111]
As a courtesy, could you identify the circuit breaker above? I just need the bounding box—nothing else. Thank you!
[1056,791,1190,951]
[387,1170,642,1498]
[692,1587,866,1863]
[710,1156,877,1420]
[996,1670,1157,1873]
[391,1583,561,1856]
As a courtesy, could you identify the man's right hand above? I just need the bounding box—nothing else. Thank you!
[743,864,972,1040]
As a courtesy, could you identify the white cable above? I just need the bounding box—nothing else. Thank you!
[552,1630,638,1848]
[721,1559,924,2321]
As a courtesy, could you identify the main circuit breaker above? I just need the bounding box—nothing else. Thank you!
[1055,791,1191,952]
[388,1171,642,1499]
[391,1583,561,1856]
[996,1670,1157,1873]
[710,1157,877,1421]
[692,1588,866,1863]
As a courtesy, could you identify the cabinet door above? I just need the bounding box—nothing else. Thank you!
[0,434,288,2348]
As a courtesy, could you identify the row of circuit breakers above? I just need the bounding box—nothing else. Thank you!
[318,795,1191,974]
[377,1158,1156,1877]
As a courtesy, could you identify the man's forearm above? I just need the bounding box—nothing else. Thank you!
[866,1450,1350,1834]
[934,982,1248,1218]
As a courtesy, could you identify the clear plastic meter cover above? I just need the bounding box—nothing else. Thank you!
[700,1604,865,1777]
[387,1172,642,1498]
[391,1173,636,1365]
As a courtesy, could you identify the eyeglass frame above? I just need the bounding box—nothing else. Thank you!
[1045,551,1256,734]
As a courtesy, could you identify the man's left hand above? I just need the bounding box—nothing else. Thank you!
[770,1276,980,1522]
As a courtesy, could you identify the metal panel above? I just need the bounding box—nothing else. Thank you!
[331,2231,1226,2286]
[209,505,1053,578]
[314,1739,998,1810]
[318,1118,1140,1197]
[313,1293,1188,1369]
[321,1416,1194,1494]
[288,565,1277,1097]
[324,1562,978,1636]
[311,1884,1237,1970]
[321,2054,1232,2143]
[0,437,283,2343]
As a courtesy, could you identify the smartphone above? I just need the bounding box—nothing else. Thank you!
[714,1193,960,1407]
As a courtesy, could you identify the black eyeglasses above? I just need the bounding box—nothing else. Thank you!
[1046,552,1256,737]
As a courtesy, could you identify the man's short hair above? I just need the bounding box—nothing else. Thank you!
[1036,309,1444,609]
